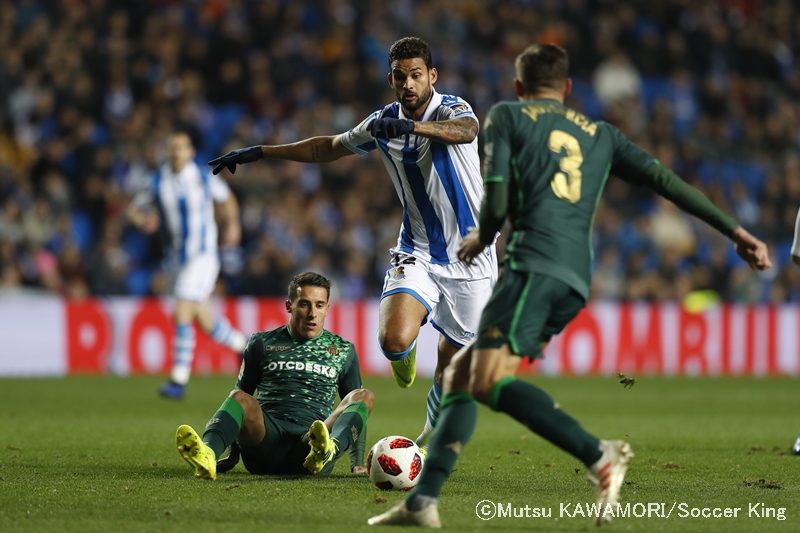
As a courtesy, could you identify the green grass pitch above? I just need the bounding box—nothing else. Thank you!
[1,375,798,532]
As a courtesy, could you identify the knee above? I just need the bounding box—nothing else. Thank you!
[468,375,496,405]
[344,388,375,412]
[378,329,416,356]
[228,389,257,413]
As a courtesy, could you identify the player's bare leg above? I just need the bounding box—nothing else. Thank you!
[378,293,427,388]
[228,390,267,446]
[305,388,375,474]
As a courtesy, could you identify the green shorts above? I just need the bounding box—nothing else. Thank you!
[476,269,585,359]
[239,411,332,476]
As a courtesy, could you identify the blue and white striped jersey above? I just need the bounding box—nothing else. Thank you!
[134,161,231,264]
[337,90,485,265]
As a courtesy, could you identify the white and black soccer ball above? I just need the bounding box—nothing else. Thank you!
[367,436,424,490]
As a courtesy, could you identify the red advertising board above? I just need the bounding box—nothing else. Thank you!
[1,297,798,376]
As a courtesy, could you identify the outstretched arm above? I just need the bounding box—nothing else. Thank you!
[618,162,771,271]
[261,135,354,163]
[209,135,353,175]
[610,126,771,271]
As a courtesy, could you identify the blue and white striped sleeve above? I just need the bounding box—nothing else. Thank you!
[336,110,380,155]
[438,95,478,121]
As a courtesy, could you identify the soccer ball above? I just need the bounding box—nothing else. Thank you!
[367,435,424,490]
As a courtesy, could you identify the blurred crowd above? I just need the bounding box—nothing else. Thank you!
[1,0,799,302]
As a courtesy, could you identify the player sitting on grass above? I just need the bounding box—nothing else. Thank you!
[175,272,374,479]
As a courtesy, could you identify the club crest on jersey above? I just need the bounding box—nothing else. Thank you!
[449,103,470,115]
[327,345,340,357]
[392,266,406,280]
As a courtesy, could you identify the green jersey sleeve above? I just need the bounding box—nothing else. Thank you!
[479,104,512,244]
[236,335,262,395]
[608,125,738,237]
[337,344,362,399]
[483,104,513,184]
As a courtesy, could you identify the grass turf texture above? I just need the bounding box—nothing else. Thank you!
[0,376,798,532]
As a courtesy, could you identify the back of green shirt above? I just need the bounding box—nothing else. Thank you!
[482,99,735,299]
[237,326,361,428]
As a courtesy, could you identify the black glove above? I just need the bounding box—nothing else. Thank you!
[208,146,263,175]
[367,118,415,139]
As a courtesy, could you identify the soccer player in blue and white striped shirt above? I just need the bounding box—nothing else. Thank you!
[209,37,497,445]
[129,130,248,399]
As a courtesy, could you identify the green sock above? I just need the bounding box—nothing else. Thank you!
[410,392,477,499]
[202,397,245,459]
[329,401,368,469]
[492,377,601,466]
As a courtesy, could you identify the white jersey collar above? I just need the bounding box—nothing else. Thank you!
[398,89,442,122]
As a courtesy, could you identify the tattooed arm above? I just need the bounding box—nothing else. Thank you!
[260,136,353,163]
[411,117,479,144]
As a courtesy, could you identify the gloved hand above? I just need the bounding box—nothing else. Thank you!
[208,146,264,175]
[368,118,415,139]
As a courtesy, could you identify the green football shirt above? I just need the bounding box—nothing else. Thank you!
[482,99,737,299]
[236,325,362,428]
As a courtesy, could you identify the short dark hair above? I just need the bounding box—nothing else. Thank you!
[515,43,569,94]
[388,37,433,69]
[287,272,331,301]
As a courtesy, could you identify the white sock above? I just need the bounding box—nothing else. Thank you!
[170,363,192,386]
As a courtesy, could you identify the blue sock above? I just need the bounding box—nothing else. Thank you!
[426,380,443,429]
[209,316,247,352]
[170,323,195,385]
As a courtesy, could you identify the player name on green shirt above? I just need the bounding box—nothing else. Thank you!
[521,103,597,136]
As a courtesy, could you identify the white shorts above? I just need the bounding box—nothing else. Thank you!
[380,248,498,347]
[169,253,220,302]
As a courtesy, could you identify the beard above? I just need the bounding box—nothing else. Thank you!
[400,84,433,116]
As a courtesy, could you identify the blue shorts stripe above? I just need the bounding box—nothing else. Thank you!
[430,320,464,349]
[381,288,433,314]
